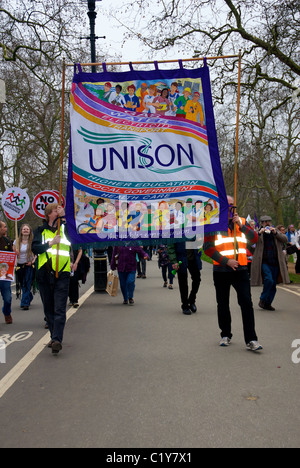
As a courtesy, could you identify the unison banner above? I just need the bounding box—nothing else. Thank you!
[66,62,228,245]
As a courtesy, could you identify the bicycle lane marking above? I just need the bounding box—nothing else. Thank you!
[0,286,94,399]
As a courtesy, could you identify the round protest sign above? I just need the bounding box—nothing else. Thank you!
[4,210,25,222]
[1,187,30,219]
[32,190,65,219]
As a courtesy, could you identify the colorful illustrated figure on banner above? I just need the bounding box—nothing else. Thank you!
[0,251,17,282]
[32,190,66,219]
[66,63,228,245]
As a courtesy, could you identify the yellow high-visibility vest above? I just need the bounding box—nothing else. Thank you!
[38,225,71,273]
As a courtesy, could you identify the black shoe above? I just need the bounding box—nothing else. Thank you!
[264,304,275,311]
[189,303,197,313]
[258,300,266,309]
[52,341,62,354]
[182,308,192,315]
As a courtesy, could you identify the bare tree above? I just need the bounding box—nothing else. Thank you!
[0,62,70,226]
[0,0,88,83]
[111,0,300,223]
[113,0,299,85]
[0,0,120,229]
[217,79,300,223]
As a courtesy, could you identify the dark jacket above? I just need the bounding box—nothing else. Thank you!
[0,236,13,252]
[251,229,290,286]
[167,242,202,272]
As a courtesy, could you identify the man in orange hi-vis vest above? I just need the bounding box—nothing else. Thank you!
[204,195,263,352]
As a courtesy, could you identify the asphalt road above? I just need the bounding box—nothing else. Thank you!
[0,256,299,448]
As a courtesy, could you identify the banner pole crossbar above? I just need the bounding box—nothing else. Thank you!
[65,54,240,68]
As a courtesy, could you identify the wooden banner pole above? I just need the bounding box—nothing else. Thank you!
[14,217,19,253]
[66,54,240,68]
[234,50,242,260]
[56,57,66,278]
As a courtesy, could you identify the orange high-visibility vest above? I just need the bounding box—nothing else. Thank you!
[213,218,248,266]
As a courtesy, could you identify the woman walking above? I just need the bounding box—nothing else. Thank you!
[110,246,148,304]
[14,224,36,310]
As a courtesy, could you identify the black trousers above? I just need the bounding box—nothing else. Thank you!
[177,257,201,309]
[296,250,300,274]
[69,271,80,303]
[213,269,257,344]
[38,269,70,343]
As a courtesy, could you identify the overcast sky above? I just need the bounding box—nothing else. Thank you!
[88,0,193,64]
[86,0,145,62]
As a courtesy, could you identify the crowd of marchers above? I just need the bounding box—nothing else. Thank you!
[0,200,299,355]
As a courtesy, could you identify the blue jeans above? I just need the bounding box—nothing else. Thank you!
[17,265,34,307]
[0,281,12,316]
[118,271,136,301]
[261,263,279,305]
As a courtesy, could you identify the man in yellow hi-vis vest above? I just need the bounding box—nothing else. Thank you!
[32,203,71,355]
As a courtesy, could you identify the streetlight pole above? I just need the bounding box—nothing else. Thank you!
[80,0,105,73]
[88,0,97,72]
[82,0,107,287]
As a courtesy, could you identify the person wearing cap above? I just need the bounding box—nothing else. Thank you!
[174,87,191,117]
[184,91,204,124]
[97,82,112,102]
[251,215,290,311]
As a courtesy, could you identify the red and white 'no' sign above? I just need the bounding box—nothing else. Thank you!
[32,191,65,219]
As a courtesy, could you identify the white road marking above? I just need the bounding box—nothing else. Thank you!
[0,286,94,399]
[278,286,300,297]
[1,282,297,399]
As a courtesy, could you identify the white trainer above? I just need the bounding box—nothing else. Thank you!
[219,337,231,347]
[246,341,263,351]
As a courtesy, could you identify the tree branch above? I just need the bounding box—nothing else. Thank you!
[224,0,300,76]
